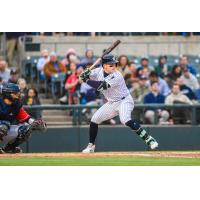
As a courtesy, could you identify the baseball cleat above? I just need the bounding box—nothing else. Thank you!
[145,136,159,150]
[149,140,159,150]
[82,143,95,153]
[1,145,22,154]
[0,148,5,154]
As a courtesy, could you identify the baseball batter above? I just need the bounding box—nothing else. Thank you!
[80,54,158,153]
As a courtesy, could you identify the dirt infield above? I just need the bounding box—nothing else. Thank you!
[1,151,200,158]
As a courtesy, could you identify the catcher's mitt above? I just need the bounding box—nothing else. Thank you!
[31,119,47,132]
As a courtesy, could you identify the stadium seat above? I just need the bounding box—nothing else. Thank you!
[23,56,39,84]
[30,56,39,83]
[50,73,66,101]
[23,56,32,82]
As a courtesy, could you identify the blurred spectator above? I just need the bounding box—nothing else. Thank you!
[165,83,193,105]
[179,55,197,76]
[124,62,138,88]
[44,52,67,80]
[80,49,96,68]
[5,32,25,68]
[144,81,169,124]
[64,62,80,104]
[60,66,83,104]
[139,67,151,78]
[117,55,130,76]
[154,56,171,78]
[80,83,96,103]
[170,65,182,81]
[131,75,150,103]
[61,48,80,70]
[180,68,200,91]
[0,77,3,84]
[17,78,28,100]
[23,87,41,119]
[0,60,10,82]
[8,68,19,84]
[37,49,49,80]
[43,52,67,97]
[128,62,138,81]
[148,71,170,96]
[137,57,154,77]
[165,84,193,124]
[163,73,173,89]
[175,78,196,101]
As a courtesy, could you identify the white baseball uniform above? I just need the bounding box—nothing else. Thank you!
[89,67,134,125]
[1,125,20,144]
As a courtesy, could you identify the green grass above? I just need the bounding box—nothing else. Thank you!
[0,156,200,166]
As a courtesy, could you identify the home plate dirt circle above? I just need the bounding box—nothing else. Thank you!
[1,152,200,158]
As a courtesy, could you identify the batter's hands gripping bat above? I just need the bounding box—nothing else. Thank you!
[89,40,121,70]
[79,40,121,82]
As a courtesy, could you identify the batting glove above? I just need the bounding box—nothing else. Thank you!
[79,68,91,82]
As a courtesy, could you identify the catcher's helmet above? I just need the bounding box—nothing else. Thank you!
[102,54,118,65]
[0,83,21,102]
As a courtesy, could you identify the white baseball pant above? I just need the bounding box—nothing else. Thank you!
[91,95,134,125]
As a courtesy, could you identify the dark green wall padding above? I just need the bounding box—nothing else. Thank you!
[15,126,200,153]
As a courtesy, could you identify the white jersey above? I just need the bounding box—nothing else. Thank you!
[89,67,130,102]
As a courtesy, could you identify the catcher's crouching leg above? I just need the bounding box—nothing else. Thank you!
[1,125,33,154]
[1,119,46,154]
[0,120,10,141]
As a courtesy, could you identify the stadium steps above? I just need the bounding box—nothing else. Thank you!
[42,110,68,115]
[43,115,72,122]
[46,121,73,126]
[42,110,73,126]
[39,96,73,126]
[40,98,54,104]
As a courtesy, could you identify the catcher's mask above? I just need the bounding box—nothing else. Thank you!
[0,83,21,103]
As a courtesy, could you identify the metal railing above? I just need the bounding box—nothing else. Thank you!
[24,104,200,126]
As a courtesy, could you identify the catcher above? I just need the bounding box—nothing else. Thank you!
[0,82,46,153]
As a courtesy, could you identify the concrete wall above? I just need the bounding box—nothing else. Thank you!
[26,36,200,57]
[16,126,200,153]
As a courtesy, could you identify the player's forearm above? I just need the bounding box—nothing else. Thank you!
[86,80,102,89]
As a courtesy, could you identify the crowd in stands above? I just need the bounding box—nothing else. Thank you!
[1,33,200,125]
[34,47,200,125]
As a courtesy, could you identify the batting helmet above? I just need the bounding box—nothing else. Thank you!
[102,54,118,65]
[0,83,21,102]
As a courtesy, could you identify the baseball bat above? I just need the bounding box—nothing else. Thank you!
[88,40,121,70]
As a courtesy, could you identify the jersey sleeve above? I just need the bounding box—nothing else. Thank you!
[89,68,100,80]
[16,107,30,122]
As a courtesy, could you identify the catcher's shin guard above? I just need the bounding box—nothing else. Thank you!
[0,121,10,141]
[2,123,35,153]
